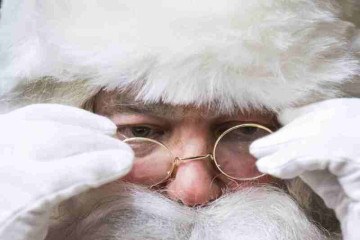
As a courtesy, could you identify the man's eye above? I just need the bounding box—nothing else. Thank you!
[238,126,257,135]
[214,124,264,141]
[117,125,165,139]
[131,126,153,137]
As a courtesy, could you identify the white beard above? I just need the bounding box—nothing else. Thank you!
[46,184,332,240]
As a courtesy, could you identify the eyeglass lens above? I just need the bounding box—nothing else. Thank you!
[213,126,270,180]
[124,138,173,186]
[124,125,271,186]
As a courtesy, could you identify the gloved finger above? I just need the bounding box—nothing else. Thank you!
[300,170,352,233]
[0,120,131,161]
[256,152,328,179]
[41,149,134,195]
[300,170,346,210]
[278,104,323,125]
[342,203,360,240]
[328,158,360,201]
[252,99,360,157]
[0,149,133,240]
[5,104,116,134]
[278,98,358,125]
[250,116,327,158]
[250,132,306,159]
[0,150,133,224]
[1,149,134,221]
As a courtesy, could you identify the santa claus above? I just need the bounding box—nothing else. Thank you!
[0,0,359,239]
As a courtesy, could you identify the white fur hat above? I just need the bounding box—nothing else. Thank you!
[0,0,359,112]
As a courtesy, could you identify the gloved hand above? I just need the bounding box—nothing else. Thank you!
[0,104,133,240]
[250,98,360,240]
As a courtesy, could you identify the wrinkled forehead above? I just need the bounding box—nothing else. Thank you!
[93,89,278,123]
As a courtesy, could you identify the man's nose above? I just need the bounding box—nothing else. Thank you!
[165,135,222,206]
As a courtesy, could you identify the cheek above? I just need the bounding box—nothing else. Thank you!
[120,155,152,186]
[122,161,153,185]
[122,159,172,186]
[215,152,262,179]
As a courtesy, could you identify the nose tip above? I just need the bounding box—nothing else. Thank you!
[165,161,222,206]
[176,186,221,206]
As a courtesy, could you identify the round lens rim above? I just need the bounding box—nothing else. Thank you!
[123,137,176,187]
[212,123,273,181]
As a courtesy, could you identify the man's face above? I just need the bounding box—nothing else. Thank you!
[93,90,279,205]
[45,90,337,240]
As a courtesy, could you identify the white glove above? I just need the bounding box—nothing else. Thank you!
[250,98,360,240]
[0,104,133,240]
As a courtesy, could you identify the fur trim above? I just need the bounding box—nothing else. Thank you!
[0,0,359,112]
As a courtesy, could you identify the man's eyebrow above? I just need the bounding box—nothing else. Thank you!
[111,102,184,120]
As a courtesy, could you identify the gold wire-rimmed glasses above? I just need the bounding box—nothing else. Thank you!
[122,123,272,187]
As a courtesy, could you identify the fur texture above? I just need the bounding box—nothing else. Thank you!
[45,183,336,240]
[0,0,359,112]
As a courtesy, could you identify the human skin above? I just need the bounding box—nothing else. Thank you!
[93,90,280,206]
[43,92,340,240]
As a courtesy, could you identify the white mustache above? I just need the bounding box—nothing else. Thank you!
[46,184,330,240]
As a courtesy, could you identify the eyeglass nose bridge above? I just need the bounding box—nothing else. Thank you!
[174,154,214,166]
